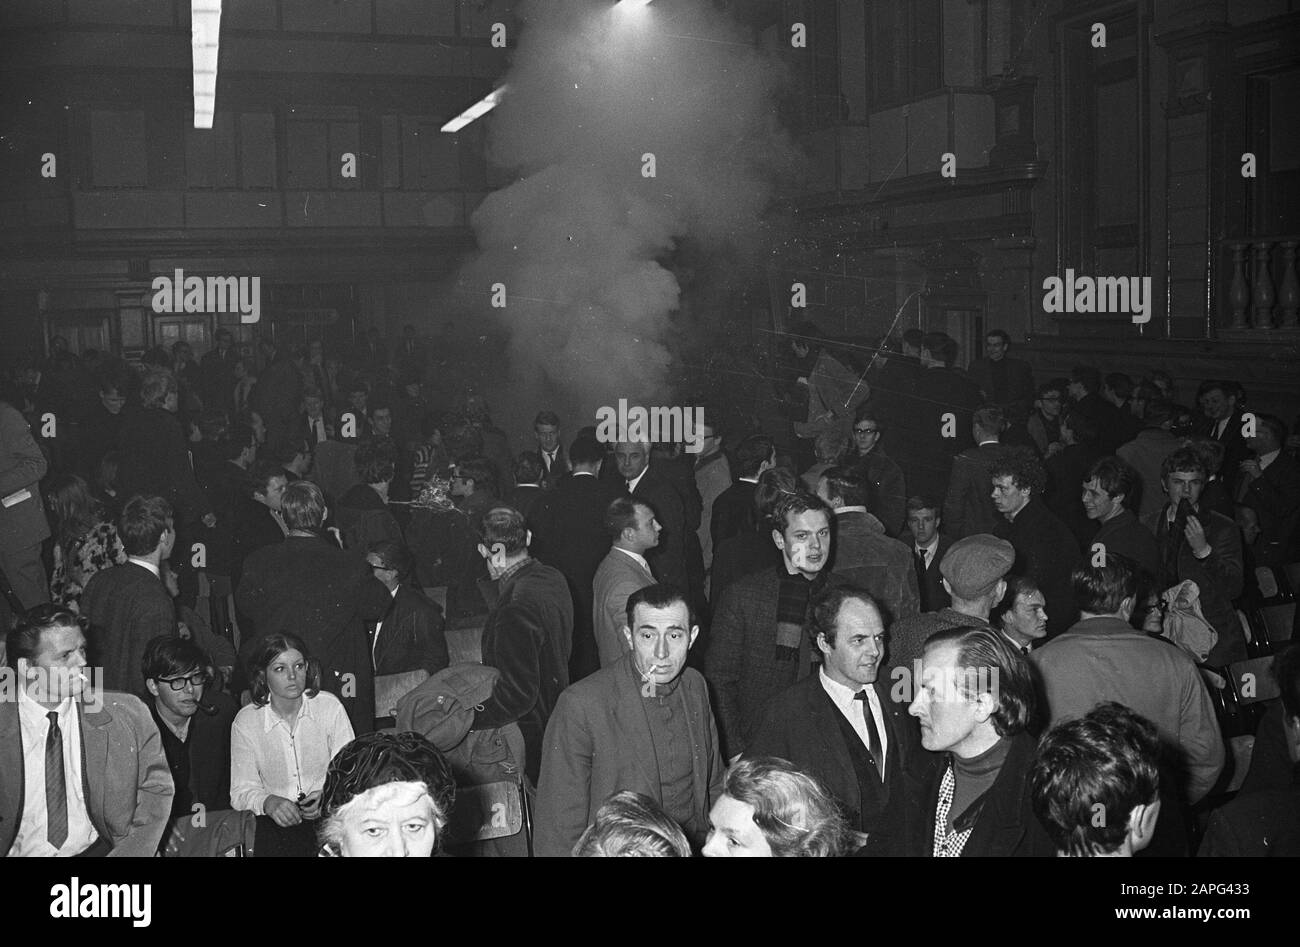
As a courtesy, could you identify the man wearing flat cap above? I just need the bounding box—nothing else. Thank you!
[886,534,1016,681]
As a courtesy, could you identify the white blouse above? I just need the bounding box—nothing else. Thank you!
[229,691,355,815]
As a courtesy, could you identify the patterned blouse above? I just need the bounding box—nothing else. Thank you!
[51,521,127,613]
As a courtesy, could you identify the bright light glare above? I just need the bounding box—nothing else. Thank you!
[615,0,654,10]
[192,0,222,129]
[441,85,510,133]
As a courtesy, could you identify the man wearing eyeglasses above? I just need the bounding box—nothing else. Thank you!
[142,636,236,819]
[847,407,906,537]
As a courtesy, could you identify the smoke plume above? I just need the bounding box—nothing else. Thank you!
[457,0,794,437]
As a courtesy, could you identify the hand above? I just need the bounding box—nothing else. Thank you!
[298,790,323,821]
[202,513,216,528]
[1183,515,1211,557]
[265,795,303,827]
[177,621,191,640]
[728,753,743,766]
[163,569,180,598]
[1238,459,1262,481]
[1045,442,1065,457]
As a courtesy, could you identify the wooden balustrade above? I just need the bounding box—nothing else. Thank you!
[1226,236,1299,330]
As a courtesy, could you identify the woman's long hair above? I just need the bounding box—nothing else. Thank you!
[44,473,103,556]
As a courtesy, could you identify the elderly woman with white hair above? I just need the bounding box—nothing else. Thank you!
[318,731,456,857]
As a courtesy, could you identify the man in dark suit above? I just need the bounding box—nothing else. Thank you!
[472,507,573,786]
[299,385,334,446]
[530,436,622,682]
[1045,409,1105,547]
[965,330,1036,423]
[365,541,449,678]
[592,498,660,668]
[533,410,570,488]
[991,447,1082,639]
[1237,413,1300,568]
[901,496,952,612]
[846,407,907,537]
[1068,365,1127,456]
[1101,373,1143,450]
[199,327,241,413]
[816,466,919,627]
[235,481,392,735]
[705,492,843,759]
[230,461,288,589]
[710,434,775,552]
[1197,379,1251,497]
[1144,447,1246,667]
[535,582,723,856]
[2,606,174,857]
[0,397,51,626]
[747,586,933,855]
[943,406,1011,539]
[617,440,694,596]
[508,452,547,524]
[908,332,983,502]
[82,495,178,695]
[141,636,235,820]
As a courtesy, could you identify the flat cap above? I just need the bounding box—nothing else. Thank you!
[939,534,1016,599]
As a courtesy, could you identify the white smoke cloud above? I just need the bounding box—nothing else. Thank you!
[457,0,795,437]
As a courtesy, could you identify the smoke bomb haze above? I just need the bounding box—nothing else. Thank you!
[453,0,797,441]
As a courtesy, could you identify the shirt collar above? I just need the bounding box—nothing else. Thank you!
[262,695,317,733]
[1260,449,1281,470]
[18,685,74,727]
[128,556,161,579]
[916,535,939,554]
[835,505,868,515]
[819,666,878,708]
[497,555,533,586]
[613,546,651,572]
[739,476,760,484]
[626,468,648,493]
[572,470,595,477]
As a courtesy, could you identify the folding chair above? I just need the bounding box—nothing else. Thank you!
[161,808,257,857]
[1247,602,1297,653]
[1224,656,1280,731]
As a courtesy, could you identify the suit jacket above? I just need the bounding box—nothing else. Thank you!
[82,562,177,695]
[508,484,546,524]
[631,465,691,592]
[0,693,174,857]
[534,655,723,857]
[1145,504,1246,667]
[335,483,402,553]
[995,499,1081,638]
[0,400,50,554]
[230,496,285,589]
[116,407,210,523]
[539,444,570,488]
[900,532,953,613]
[1202,410,1252,496]
[472,558,572,784]
[907,368,983,501]
[831,510,920,626]
[966,356,1035,420]
[943,442,1010,539]
[374,584,449,677]
[709,531,783,601]
[711,479,758,552]
[1092,508,1160,576]
[529,473,621,681]
[1045,441,1104,546]
[912,731,1055,857]
[235,534,392,734]
[704,565,845,757]
[1241,451,1300,567]
[747,673,935,854]
[694,451,732,568]
[850,447,907,537]
[592,548,657,668]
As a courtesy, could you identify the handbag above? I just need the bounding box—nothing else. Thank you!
[374,668,430,719]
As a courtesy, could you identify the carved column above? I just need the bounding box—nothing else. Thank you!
[1278,240,1298,327]
[1252,241,1275,329]
[1228,242,1250,328]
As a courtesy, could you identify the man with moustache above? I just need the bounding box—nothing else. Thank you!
[2,606,174,857]
[747,586,932,855]
[705,492,843,759]
[535,583,723,857]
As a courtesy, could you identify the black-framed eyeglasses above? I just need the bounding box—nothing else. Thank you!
[157,672,209,691]
[854,427,880,435]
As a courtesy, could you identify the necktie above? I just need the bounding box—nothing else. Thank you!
[853,690,884,782]
[46,711,68,849]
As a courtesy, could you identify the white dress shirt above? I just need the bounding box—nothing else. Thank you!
[371,584,401,670]
[915,537,940,568]
[819,667,888,775]
[626,468,648,493]
[229,691,355,815]
[127,556,161,579]
[12,688,98,857]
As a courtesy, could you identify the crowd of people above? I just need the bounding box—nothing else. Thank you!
[1,322,1297,858]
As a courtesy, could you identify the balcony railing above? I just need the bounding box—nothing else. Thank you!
[1225,235,1300,330]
